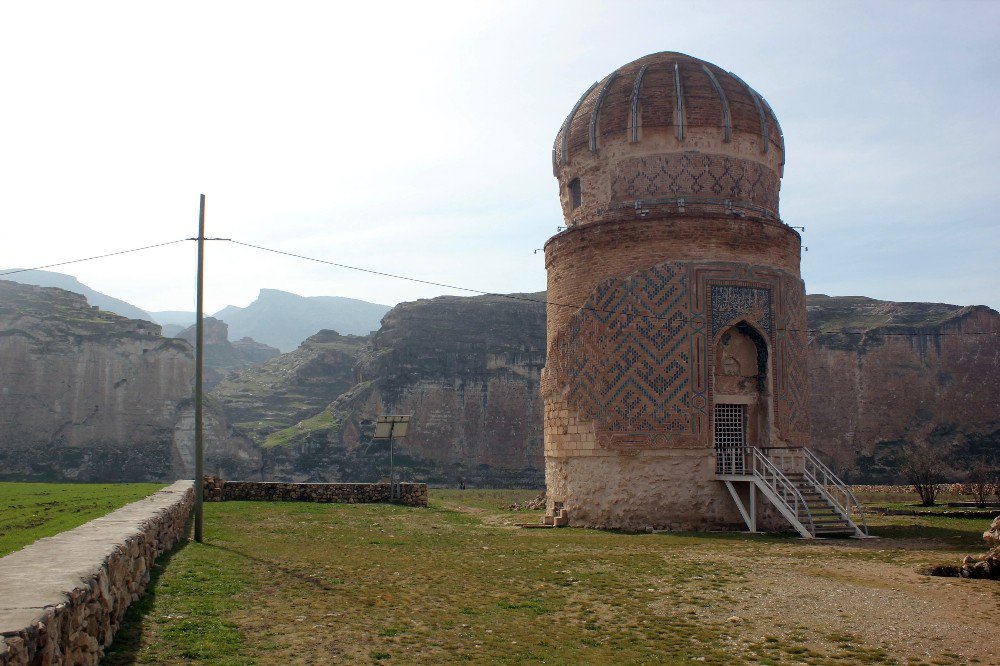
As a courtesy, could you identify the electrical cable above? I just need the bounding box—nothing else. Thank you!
[0,235,993,338]
[0,239,189,277]
[225,239,999,337]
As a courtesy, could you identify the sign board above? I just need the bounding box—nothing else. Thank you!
[373,415,411,440]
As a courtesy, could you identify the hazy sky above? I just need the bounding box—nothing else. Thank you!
[1,1,997,314]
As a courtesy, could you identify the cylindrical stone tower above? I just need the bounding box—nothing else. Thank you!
[542,52,810,531]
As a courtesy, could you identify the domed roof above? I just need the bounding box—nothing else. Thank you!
[553,52,783,169]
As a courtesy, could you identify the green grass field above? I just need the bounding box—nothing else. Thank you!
[101,490,995,666]
[0,482,164,557]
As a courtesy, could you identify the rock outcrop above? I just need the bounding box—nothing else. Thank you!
[4,264,995,487]
[806,296,1000,481]
[175,317,279,387]
[959,515,1000,579]
[211,329,365,445]
[208,291,998,486]
[0,280,194,481]
[212,294,546,486]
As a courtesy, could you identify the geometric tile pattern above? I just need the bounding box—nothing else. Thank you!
[773,277,811,441]
[610,153,780,215]
[549,262,702,451]
[549,260,810,452]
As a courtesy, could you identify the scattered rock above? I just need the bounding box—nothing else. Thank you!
[504,494,546,511]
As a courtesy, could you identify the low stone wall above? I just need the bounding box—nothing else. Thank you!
[0,480,194,665]
[203,478,428,507]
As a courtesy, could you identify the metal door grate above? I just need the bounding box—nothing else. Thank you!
[714,403,746,474]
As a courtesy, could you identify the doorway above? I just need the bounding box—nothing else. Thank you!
[714,403,747,474]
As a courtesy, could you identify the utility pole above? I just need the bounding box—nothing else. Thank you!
[194,194,206,543]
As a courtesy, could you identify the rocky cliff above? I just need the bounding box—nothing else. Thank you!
[211,291,998,486]
[806,295,1000,481]
[175,317,279,387]
[212,294,547,486]
[0,280,195,481]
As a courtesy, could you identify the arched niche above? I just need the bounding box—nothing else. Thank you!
[712,321,771,455]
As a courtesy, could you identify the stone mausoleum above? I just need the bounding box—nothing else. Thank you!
[541,52,865,537]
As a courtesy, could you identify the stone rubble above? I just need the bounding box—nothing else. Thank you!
[958,515,1000,579]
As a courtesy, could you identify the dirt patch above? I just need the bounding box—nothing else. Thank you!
[650,545,998,665]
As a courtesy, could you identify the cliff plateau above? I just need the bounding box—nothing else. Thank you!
[0,280,195,481]
[211,294,547,486]
[210,291,999,486]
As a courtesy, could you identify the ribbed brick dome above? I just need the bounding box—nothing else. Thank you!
[553,52,783,167]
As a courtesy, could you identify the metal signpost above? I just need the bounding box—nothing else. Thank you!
[373,415,411,499]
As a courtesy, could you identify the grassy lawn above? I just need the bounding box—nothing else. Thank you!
[0,482,165,557]
[104,490,997,665]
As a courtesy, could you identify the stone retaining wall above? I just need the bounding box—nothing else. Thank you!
[0,480,194,665]
[203,478,428,507]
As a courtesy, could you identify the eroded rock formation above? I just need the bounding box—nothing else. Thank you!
[0,280,194,481]
[175,316,279,387]
[806,296,1000,480]
[212,294,546,486]
[211,291,998,487]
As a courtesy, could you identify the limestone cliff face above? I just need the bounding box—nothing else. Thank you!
[0,280,195,481]
[334,293,547,486]
[212,329,365,443]
[176,317,279,387]
[210,291,998,486]
[806,296,1000,481]
[213,294,547,486]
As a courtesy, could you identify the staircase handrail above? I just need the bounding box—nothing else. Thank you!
[750,447,815,536]
[801,448,869,536]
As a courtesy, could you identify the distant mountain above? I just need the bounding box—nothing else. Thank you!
[176,317,280,386]
[149,310,197,339]
[150,310,196,327]
[212,289,392,352]
[0,269,152,321]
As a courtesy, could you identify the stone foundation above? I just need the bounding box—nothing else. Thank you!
[545,453,784,532]
[203,478,428,507]
[0,480,194,665]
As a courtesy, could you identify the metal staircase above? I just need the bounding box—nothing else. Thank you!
[716,446,870,539]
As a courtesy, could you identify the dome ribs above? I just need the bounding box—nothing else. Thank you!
[729,71,771,154]
[638,63,674,138]
[559,79,601,166]
[597,68,635,144]
[553,52,785,182]
[720,72,765,148]
[759,95,785,157]
[628,64,649,143]
[701,65,732,142]
[589,73,618,153]
[678,60,723,134]
[568,86,600,160]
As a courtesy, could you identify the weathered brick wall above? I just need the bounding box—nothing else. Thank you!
[204,478,428,507]
[544,52,807,531]
[0,480,194,665]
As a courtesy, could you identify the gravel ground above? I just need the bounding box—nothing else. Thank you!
[659,540,999,665]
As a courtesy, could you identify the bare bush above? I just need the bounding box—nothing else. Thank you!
[901,441,946,507]
[966,462,996,507]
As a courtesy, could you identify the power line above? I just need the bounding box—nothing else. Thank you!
[0,239,189,277]
[1,236,995,338]
[226,239,1000,338]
